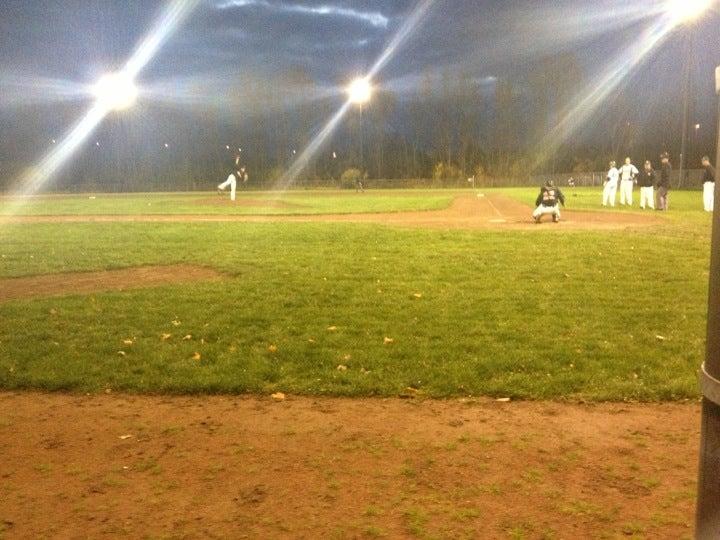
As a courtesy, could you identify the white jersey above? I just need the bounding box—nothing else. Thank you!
[607,167,619,184]
[619,164,638,181]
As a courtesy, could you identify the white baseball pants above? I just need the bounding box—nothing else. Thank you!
[620,180,633,205]
[602,181,617,207]
[704,182,715,212]
[218,174,237,201]
[639,187,654,209]
[532,204,560,221]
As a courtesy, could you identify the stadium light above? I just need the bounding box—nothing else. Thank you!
[667,0,712,24]
[347,77,373,105]
[92,72,138,112]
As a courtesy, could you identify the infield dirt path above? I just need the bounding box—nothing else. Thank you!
[0,194,659,230]
[0,392,698,539]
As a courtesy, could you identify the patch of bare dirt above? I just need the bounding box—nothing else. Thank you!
[0,194,661,231]
[0,392,698,539]
[0,265,224,303]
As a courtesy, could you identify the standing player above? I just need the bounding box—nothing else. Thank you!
[603,160,619,207]
[702,155,716,212]
[656,152,671,211]
[218,153,242,201]
[619,157,639,206]
[637,160,656,210]
[533,180,565,223]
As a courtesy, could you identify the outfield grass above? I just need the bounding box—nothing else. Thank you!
[0,188,712,401]
[0,190,455,216]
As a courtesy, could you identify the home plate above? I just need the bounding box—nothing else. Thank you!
[489,219,507,223]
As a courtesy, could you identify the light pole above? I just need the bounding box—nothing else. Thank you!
[668,0,712,188]
[679,35,692,188]
[696,64,720,538]
[347,77,373,177]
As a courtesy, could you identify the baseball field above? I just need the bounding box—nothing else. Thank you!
[0,187,711,538]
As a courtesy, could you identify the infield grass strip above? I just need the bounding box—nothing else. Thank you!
[0,220,709,400]
[0,191,455,216]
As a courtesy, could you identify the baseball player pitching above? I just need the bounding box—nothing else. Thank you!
[217,153,242,201]
[533,180,566,223]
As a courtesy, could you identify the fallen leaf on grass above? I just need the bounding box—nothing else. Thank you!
[336,365,348,372]
[117,351,126,356]
[192,352,201,361]
[268,345,278,353]
[308,338,316,344]
[412,293,423,299]
[495,397,511,403]
[118,434,133,440]
[655,335,667,341]
[161,333,172,341]
[171,319,181,327]
[327,326,337,332]
[182,335,193,341]
[122,339,134,346]
[271,392,286,401]
[383,337,394,345]
[343,354,351,361]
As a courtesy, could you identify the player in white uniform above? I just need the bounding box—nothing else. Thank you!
[618,157,639,206]
[218,154,241,201]
[602,161,619,207]
[702,156,716,212]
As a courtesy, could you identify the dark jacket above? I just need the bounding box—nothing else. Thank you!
[658,163,671,188]
[638,169,656,188]
[703,164,716,184]
[535,186,565,207]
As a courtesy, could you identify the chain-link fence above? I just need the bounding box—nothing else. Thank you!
[529,169,706,190]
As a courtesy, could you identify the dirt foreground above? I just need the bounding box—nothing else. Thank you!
[0,392,699,539]
[0,265,223,303]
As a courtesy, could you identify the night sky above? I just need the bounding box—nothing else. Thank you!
[0,0,719,188]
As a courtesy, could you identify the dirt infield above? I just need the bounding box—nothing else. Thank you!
[0,392,698,539]
[0,265,223,303]
[0,194,659,230]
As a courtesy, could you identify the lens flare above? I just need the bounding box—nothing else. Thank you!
[347,78,372,104]
[8,0,199,201]
[667,0,712,24]
[276,0,437,190]
[531,17,678,171]
[93,72,138,111]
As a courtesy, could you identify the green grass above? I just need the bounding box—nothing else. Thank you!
[0,188,713,400]
[0,190,455,216]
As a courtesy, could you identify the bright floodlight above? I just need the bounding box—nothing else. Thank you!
[93,72,138,111]
[347,77,372,105]
[668,0,712,23]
